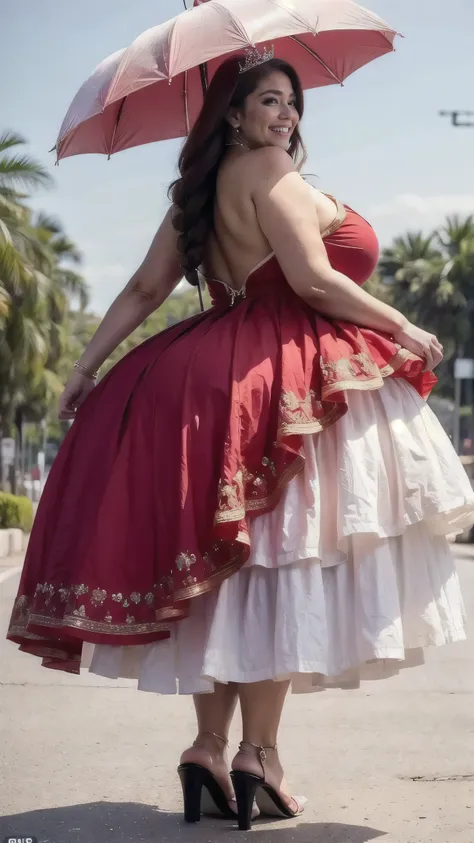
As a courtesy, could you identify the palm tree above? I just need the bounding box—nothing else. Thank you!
[0,132,54,393]
[33,212,89,309]
[0,130,52,264]
[379,232,441,320]
[0,131,88,490]
[380,218,474,399]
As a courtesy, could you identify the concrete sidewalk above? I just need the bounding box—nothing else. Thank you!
[1,549,473,843]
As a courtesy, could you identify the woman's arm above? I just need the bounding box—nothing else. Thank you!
[250,148,442,370]
[250,148,405,334]
[77,207,182,375]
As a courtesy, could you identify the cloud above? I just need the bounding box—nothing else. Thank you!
[371,193,474,218]
[368,194,474,245]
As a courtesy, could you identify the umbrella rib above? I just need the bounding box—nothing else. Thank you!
[289,36,342,85]
[108,97,126,159]
[184,70,190,135]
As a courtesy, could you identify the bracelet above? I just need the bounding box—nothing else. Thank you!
[74,360,99,381]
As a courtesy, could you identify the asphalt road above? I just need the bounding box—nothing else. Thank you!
[1,546,473,843]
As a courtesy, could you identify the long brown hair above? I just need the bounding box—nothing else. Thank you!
[169,56,306,286]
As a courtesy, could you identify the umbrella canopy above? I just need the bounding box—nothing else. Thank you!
[55,0,398,161]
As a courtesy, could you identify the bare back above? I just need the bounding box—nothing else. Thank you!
[204,150,340,291]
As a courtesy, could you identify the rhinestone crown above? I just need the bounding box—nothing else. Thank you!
[238,44,275,74]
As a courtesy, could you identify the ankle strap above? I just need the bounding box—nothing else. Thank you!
[198,731,229,747]
[239,740,277,766]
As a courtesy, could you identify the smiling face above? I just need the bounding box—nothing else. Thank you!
[228,70,300,151]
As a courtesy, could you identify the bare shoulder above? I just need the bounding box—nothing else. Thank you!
[247,149,300,202]
[248,147,296,181]
[225,147,297,184]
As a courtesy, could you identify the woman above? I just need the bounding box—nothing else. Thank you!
[8,53,474,831]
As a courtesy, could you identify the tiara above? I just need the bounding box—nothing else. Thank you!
[238,44,275,74]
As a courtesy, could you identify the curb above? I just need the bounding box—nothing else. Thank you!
[0,528,29,559]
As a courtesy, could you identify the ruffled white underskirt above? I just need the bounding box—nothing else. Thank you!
[83,380,474,693]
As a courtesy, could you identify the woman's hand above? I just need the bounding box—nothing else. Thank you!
[58,372,96,420]
[394,320,444,371]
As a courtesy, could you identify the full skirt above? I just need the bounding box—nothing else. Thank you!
[84,379,473,693]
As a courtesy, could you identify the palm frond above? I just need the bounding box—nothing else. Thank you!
[0,240,29,296]
[0,154,53,193]
[51,235,83,263]
[0,194,29,229]
[0,131,27,153]
[57,268,89,308]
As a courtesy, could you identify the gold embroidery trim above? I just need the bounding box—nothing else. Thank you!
[278,403,344,437]
[379,348,421,377]
[29,612,172,636]
[169,555,248,606]
[322,376,383,399]
[215,469,245,524]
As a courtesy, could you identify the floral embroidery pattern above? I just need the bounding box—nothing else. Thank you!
[91,588,107,606]
[158,575,174,595]
[215,470,245,522]
[319,351,380,385]
[279,389,325,425]
[175,552,196,572]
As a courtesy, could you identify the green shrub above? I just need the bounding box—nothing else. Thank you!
[16,495,34,532]
[0,493,34,531]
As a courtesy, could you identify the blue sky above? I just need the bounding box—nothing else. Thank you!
[2,0,474,314]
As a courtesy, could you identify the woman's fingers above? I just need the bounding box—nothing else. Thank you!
[58,397,77,420]
[59,408,76,420]
[423,343,435,372]
[431,337,444,368]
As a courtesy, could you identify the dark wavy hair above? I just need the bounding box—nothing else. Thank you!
[169,57,306,286]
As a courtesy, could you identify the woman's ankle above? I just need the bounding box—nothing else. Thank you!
[180,731,229,766]
[193,731,229,757]
[232,743,284,775]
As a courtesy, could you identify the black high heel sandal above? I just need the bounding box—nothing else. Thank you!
[230,742,306,831]
[178,762,236,821]
[178,732,236,822]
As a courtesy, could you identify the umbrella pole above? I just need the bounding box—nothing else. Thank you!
[199,62,209,94]
[197,61,208,313]
[183,4,207,312]
[197,276,205,311]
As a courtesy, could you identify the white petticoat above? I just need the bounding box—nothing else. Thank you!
[83,379,474,693]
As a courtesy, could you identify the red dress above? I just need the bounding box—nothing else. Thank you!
[7,199,436,673]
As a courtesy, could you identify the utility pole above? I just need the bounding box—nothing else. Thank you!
[439,110,474,127]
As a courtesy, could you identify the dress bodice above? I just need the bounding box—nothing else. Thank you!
[207,199,380,308]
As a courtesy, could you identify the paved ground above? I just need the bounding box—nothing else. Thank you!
[1,546,473,843]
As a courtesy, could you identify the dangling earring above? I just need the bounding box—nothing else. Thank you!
[226,125,251,150]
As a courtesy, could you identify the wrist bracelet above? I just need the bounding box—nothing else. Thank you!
[74,361,99,381]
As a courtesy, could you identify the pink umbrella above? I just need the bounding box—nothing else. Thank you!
[55,0,398,161]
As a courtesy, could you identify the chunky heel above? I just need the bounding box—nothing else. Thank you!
[231,770,262,831]
[178,763,206,823]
